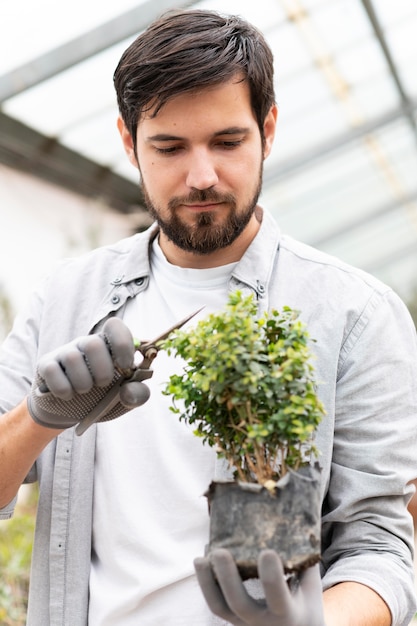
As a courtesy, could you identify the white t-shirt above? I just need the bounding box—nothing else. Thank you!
[88,239,237,625]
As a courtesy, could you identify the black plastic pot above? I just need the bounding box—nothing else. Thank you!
[205,463,321,580]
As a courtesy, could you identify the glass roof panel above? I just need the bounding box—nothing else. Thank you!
[300,0,334,10]
[61,108,123,165]
[349,75,401,120]
[321,208,417,271]
[195,0,285,31]
[371,120,417,192]
[0,0,147,74]
[264,153,380,213]
[333,38,389,85]
[399,62,417,99]
[277,68,331,120]
[267,23,315,80]
[2,41,125,136]
[307,0,372,52]
[372,0,417,29]
[268,100,351,163]
[262,122,415,242]
[384,15,417,69]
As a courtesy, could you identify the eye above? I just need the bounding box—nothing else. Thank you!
[219,139,244,149]
[153,145,181,155]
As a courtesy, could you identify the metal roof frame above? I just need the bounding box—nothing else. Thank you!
[0,0,194,103]
[0,111,145,213]
[360,0,417,140]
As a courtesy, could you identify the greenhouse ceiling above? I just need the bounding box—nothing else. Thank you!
[1,0,417,299]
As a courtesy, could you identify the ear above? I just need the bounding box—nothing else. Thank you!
[117,116,139,168]
[262,104,278,159]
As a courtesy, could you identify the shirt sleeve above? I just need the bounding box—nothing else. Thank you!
[321,288,417,626]
[0,281,45,516]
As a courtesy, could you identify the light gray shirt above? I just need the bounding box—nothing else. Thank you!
[1,208,417,625]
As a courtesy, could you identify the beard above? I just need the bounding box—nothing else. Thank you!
[141,166,263,255]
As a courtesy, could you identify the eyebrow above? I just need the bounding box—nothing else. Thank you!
[146,127,251,142]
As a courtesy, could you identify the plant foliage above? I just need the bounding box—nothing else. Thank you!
[162,291,325,485]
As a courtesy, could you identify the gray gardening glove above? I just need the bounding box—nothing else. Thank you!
[194,549,325,626]
[28,317,151,435]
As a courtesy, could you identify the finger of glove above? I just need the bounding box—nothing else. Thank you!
[257,550,292,617]
[101,317,135,370]
[194,556,244,625]
[77,335,115,386]
[296,565,324,625]
[119,381,150,408]
[298,564,322,599]
[209,549,262,622]
[38,347,93,400]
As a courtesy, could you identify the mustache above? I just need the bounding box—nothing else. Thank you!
[168,189,236,210]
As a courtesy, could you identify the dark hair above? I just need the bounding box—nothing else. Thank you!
[113,9,275,150]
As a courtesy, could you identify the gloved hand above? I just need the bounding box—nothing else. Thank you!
[194,549,325,626]
[27,317,151,435]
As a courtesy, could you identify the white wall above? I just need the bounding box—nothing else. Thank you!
[0,163,136,336]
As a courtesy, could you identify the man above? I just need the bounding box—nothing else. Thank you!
[0,9,416,626]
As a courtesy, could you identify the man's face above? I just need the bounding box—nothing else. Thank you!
[119,77,276,262]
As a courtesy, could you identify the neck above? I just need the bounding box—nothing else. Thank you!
[159,208,262,269]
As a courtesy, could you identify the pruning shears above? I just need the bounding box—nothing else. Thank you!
[75,307,202,435]
[131,306,203,372]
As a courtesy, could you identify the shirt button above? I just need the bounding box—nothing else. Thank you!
[112,277,122,284]
[135,277,144,286]
[111,295,120,305]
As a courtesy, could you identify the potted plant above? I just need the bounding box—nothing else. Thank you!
[162,291,325,579]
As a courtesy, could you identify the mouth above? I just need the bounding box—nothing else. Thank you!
[181,202,224,212]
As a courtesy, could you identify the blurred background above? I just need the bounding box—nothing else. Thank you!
[1,0,417,321]
[0,0,417,623]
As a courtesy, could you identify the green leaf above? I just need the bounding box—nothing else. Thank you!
[160,290,325,483]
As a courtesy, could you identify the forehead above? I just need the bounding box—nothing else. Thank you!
[139,77,255,131]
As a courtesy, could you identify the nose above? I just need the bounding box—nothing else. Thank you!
[185,149,219,190]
